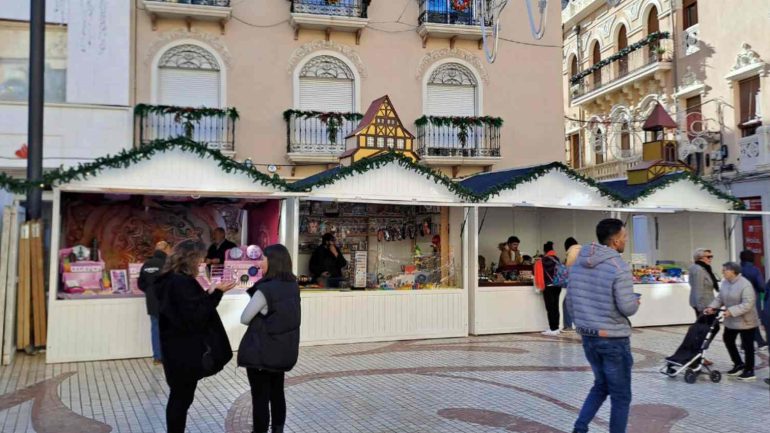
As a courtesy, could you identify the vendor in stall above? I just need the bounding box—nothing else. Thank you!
[309,233,348,288]
[497,236,524,271]
[205,227,237,267]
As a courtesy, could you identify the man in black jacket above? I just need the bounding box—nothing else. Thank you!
[138,241,172,364]
[309,233,347,288]
[205,227,237,269]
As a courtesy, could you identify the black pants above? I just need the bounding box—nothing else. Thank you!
[247,368,286,433]
[167,379,198,433]
[543,286,562,331]
[724,327,757,371]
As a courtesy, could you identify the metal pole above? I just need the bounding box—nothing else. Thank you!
[26,0,45,221]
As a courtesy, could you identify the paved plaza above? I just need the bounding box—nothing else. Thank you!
[0,326,768,433]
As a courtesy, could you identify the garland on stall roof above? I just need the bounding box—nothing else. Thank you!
[283,109,364,144]
[135,104,240,138]
[569,31,670,85]
[288,150,478,201]
[622,171,745,210]
[474,161,624,202]
[415,115,504,147]
[0,137,289,193]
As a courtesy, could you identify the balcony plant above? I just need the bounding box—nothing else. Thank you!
[569,31,670,84]
[654,46,668,61]
[283,109,363,144]
[135,104,239,138]
[415,115,503,147]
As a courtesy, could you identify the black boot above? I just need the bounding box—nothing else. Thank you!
[271,425,284,433]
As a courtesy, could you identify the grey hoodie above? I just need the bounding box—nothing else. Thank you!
[566,242,639,338]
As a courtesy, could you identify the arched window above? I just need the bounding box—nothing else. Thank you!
[298,55,355,113]
[593,127,605,164]
[592,42,602,88]
[425,62,478,116]
[570,55,579,78]
[620,120,631,157]
[158,44,221,108]
[617,26,628,76]
[647,6,660,61]
[664,142,677,162]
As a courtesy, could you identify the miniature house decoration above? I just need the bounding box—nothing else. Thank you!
[340,95,418,165]
[626,103,692,185]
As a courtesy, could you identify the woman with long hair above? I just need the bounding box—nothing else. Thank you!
[238,244,302,433]
[156,239,236,433]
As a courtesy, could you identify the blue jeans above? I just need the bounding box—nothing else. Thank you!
[150,315,162,361]
[562,294,573,329]
[574,336,633,433]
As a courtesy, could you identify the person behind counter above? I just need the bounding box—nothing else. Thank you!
[205,227,237,267]
[309,233,348,288]
[497,236,523,270]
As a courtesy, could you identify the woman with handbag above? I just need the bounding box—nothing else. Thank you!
[239,244,301,433]
[156,240,236,433]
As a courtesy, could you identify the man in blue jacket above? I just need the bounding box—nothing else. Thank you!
[567,219,639,433]
[739,250,767,348]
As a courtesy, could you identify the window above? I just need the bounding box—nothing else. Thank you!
[569,134,582,168]
[298,55,354,112]
[396,138,405,149]
[739,75,761,137]
[683,0,698,29]
[570,56,578,77]
[617,26,628,76]
[592,42,602,87]
[664,143,676,162]
[425,62,477,116]
[158,44,221,107]
[620,120,631,157]
[593,128,605,164]
[0,21,67,102]
[647,6,660,61]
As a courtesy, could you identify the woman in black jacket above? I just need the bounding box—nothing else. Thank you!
[238,244,301,433]
[156,240,236,433]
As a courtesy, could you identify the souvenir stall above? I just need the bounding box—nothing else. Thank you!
[288,96,473,345]
[45,143,296,363]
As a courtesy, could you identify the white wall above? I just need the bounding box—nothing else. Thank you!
[0,0,67,23]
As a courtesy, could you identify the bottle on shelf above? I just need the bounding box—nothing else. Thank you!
[102,269,111,290]
[90,238,99,261]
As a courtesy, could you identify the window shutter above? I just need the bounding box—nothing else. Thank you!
[426,84,476,116]
[299,78,354,112]
[159,68,220,107]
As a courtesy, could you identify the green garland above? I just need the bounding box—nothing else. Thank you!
[288,150,478,201]
[415,115,504,147]
[0,137,289,193]
[475,161,624,202]
[570,31,670,84]
[282,109,364,144]
[135,104,240,138]
[622,171,745,210]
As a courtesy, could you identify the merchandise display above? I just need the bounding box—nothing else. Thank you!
[632,265,686,284]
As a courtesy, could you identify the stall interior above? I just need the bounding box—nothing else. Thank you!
[57,192,281,299]
[297,201,461,290]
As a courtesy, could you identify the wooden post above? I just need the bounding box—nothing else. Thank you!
[16,222,31,350]
[440,207,449,284]
[31,220,46,347]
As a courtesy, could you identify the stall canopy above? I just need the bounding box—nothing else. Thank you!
[460,162,617,208]
[291,151,473,204]
[601,172,743,212]
[54,139,290,196]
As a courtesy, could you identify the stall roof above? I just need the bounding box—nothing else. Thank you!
[290,151,474,204]
[460,162,618,207]
[601,172,742,211]
[55,139,291,196]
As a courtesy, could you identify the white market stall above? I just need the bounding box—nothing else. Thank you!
[46,145,297,363]
[290,153,472,345]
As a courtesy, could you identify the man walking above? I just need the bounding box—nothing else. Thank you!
[567,219,640,433]
[138,241,172,364]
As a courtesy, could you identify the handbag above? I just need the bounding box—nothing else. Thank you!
[200,314,233,378]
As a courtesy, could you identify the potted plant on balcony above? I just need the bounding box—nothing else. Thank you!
[654,46,668,62]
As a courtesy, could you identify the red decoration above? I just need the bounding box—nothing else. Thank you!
[452,0,472,12]
[15,143,28,159]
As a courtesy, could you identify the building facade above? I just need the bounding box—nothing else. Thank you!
[133,0,565,179]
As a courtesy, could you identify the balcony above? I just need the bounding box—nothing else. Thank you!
[135,104,237,154]
[577,157,642,181]
[290,0,369,44]
[571,37,673,107]
[143,1,232,32]
[415,116,501,166]
[738,126,770,173]
[683,24,700,56]
[417,0,490,48]
[285,110,361,164]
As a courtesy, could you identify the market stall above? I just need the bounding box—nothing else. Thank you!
[290,152,473,345]
[46,144,296,363]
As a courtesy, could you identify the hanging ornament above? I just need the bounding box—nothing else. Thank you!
[452,0,472,12]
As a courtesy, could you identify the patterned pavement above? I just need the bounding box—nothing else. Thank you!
[0,326,768,433]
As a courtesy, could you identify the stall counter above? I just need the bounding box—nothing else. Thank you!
[471,282,693,335]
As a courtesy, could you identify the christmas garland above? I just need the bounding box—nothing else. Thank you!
[451,0,472,12]
[135,104,240,138]
[283,109,364,144]
[569,31,670,85]
[288,150,478,201]
[415,115,504,147]
[619,171,745,210]
[0,137,289,193]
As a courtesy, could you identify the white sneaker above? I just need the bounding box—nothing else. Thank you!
[551,329,561,336]
[541,329,554,336]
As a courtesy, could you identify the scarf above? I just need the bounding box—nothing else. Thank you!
[695,260,719,292]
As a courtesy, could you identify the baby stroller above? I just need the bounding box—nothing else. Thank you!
[659,310,723,384]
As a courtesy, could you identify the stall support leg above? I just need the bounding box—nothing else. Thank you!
[440,207,449,284]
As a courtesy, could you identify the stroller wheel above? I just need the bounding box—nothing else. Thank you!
[709,370,722,383]
[684,369,698,384]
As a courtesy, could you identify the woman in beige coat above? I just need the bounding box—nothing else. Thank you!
[705,261,760,381]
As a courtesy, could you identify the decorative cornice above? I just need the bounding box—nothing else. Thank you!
[287,40,368,78]
[416,48,489,83]
[145,29,232,67]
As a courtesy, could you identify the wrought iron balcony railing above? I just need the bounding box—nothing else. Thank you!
[415,116,501,158]
[146,0,231,6]
[135,104,237,152]
[285,110,362,155]
[418,0,489,26]
[291,0,369,18]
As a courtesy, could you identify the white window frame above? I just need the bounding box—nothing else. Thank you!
[422,58,483,116]
[293,51,361,112]
[150,40,227,107]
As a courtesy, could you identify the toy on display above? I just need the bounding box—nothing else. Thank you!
[223,245,264,290]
